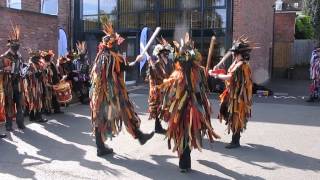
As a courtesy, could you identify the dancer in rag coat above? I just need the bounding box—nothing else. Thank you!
[210,36,255,149]
[90,19,154,157]
[159,33,220,172]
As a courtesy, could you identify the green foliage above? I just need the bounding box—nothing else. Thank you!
[295,15,314,39]
[303,0,320,41]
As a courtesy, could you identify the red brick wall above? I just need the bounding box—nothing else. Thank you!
[22,0,41,12]
[0,0,71,58]
[0,0,5,7]
[233,0,275,84]
[274,12,296,43]
[0,7,58,61]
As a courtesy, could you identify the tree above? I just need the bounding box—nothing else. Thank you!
[295,15,314,39]
[303,0,320,42]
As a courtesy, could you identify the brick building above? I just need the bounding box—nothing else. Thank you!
[233,0,276,83]
[0,0,294,84]
[0,0,71,61]
[75,0,288,84]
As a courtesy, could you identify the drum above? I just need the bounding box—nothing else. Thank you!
[53,81,72,104]
[0,74,5,122]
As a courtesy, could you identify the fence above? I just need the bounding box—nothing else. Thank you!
[292,40,318,66]
[273,40,319,79]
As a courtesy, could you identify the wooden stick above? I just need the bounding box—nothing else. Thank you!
[206,36,216,72]
[141,27,161,56]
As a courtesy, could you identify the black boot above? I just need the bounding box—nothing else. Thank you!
[95,128,113,156]
[16,106,25,130]
[155,118,166,134]
[44,108,52,116]
[226,132,241,149]
[35,112,48,123]
[306,96,315,102]
[179,146,191,173]
[5,117,13,132]
[136,129,154,145]
[0,134,6,138]
[29,111,36,122]
[52,95,63,114]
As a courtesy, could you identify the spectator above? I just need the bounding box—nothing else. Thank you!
[307,46,320,102]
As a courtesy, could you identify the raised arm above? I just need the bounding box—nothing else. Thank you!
[213,51,232,70]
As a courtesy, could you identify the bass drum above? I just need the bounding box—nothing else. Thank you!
[0,74,5,121]
[53,81,72,104]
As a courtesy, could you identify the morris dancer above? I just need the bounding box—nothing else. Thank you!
[41,50,63,114]
[57,52,74,82]
[159,33,220,172]
[73,41,90,104]
[210,37,254,149]
[0,25,25,131]
[90,20,154,156]
[23,50,47,123]
[147,38,174,134]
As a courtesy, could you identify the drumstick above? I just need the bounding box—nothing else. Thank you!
[206,36,216,72]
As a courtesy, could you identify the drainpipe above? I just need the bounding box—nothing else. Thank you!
[271,5,276,79]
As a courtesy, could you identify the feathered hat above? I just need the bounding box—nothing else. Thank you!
[100,15,124,49]
[152,37,173,56]
[230,35,259,60]
[40,50,55,62]
[7,23,20,47]
[76,41,87,55]
[28,49,41,63]
[172,33,202,63]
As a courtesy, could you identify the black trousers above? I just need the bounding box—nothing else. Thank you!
[5,85,23,128]
[95,128,105,150]
[179,141,191,169]
[52,94,61,112]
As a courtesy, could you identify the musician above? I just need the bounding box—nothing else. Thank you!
[146,38,174,134]
[90,20,153,156]
[23,50,47,123]
[41,50,63,114]
[72,41,90,104]
[57,52,74,81]
[0,25,25,131]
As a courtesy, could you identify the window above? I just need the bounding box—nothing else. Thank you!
[205,0,225,7]
[41,0,58,15]
[100,0,117,14]
[83,15,99,32]
[139,12,156,28]
[204,9,227,29]
[83,0,98,15]
[6,0,21,9]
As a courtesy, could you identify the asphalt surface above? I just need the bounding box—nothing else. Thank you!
[0,90,319,180]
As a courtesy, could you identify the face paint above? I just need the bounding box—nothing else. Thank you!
[10,44,20,52]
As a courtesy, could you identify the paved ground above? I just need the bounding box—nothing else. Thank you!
[0,90,319,180]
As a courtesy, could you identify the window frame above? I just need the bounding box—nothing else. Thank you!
[6,0,22,10]
[41,0,59,15]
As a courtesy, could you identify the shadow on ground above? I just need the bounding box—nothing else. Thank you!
[202,140,320,172]
[103,154,230,180]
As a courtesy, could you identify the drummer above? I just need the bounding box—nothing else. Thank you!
[40,50,63,114]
